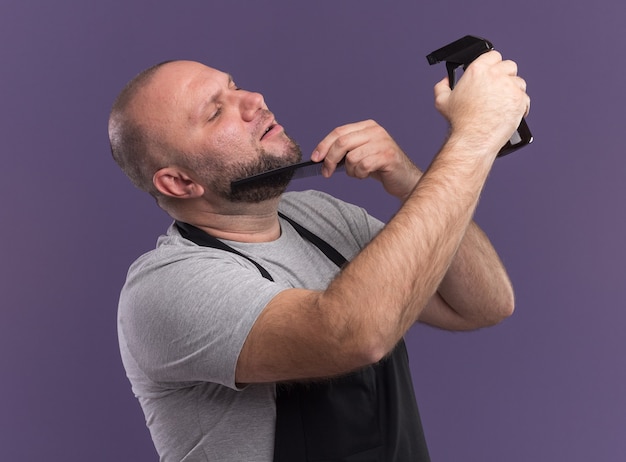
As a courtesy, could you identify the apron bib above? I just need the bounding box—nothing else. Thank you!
[176,213,430,462]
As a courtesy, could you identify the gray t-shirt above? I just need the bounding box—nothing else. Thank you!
[118,190,383,461]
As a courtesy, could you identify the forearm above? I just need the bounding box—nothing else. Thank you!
[419,221,514,330]
[319,136,496,362]
[239,150,500,383]
[238,50,530,383]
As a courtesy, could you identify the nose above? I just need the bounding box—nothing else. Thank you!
[239,90,266,122]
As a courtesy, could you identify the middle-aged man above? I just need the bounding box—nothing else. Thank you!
[109,50,529,461]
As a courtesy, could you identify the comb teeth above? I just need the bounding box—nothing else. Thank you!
[231,159,347,189]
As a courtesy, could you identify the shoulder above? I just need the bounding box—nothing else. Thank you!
[118,224,284,386]
[121,224,276,304]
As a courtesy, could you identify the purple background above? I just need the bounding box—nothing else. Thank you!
[2,1,624,460]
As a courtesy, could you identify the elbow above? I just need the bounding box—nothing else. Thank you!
[483,274,516,325]
[499,283,516,320]
[351,338,392,368]
[487,301,514,327]
[316,291,401,372]
[333,341,390,372]
[323,309,395,370]
[462,288,515,330]
[503,292,516,319]
[484,287,516,326]
[335,324,397,370]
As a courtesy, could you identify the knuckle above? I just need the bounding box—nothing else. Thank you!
[334,135,349,150]
[330,126,344,137]
[490,50,503,61]
[352,163,369,179]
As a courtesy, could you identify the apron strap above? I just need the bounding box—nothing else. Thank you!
[175,212,347,279]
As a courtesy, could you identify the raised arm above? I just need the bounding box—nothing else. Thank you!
[236,51,529,384]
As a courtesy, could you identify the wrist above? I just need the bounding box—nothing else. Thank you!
[443,129,502,162]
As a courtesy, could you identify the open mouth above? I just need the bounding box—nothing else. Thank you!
[260,123,275,140]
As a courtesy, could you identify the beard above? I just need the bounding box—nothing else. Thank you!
[195,134,303,203]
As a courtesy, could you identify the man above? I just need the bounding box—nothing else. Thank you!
[109,52,528,461]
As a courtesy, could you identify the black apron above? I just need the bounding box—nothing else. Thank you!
[176,213,430,462]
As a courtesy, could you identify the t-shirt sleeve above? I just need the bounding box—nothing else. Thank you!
[119,245,286,390]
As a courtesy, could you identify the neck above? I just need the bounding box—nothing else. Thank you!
[170,196,283,243]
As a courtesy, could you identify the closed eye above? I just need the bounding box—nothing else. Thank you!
[208,106,222,121]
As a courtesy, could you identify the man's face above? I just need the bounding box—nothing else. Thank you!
[142,61,302,203]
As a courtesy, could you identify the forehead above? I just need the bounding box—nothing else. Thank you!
[150,61,229,103]
[138,61,231,122]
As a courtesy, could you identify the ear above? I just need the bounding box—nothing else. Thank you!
[153,167,205,199]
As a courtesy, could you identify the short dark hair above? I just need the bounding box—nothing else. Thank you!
[108,61,174,198]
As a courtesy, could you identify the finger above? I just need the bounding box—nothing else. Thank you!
[346,148,388,180]
[475,49,503,64]
[512,76,530,116]
[311,121,365,161]
[433,77,452,111]
[312,120,377,176]
[434,76,451,93]
[342,128,400,179]
[323,127,372,177]
[498,59,519,77]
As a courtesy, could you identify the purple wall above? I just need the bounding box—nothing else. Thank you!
[2,1,624,460]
